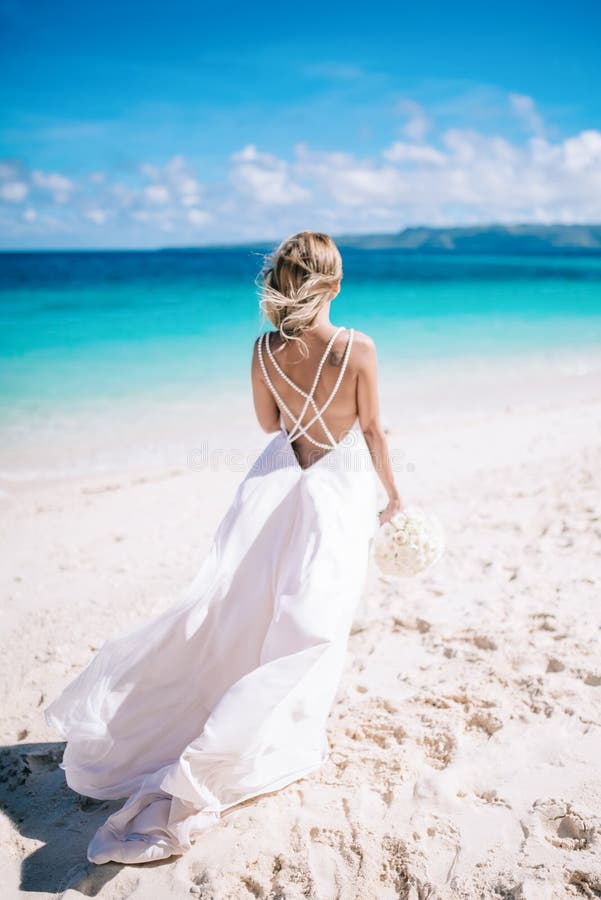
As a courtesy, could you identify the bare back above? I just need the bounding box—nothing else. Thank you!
[259,327,359,468]
[252,323,401,519]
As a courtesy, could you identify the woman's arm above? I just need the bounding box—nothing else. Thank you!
[251,336,282,433]
[355,334,403,525]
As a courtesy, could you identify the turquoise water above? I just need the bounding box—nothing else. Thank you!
[1,249,600,418]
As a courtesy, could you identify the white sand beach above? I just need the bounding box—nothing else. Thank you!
[1,353,600,899]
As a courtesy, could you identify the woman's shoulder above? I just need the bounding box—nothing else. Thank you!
[349,328,375,349]
[348,328,377,367]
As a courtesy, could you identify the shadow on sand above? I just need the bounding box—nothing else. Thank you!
[0,741,173,896]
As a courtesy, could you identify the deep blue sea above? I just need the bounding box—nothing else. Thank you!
[1,248,600,419]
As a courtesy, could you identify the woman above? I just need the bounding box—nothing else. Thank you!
[44,230,402,865]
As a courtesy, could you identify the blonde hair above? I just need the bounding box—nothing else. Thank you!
[256,230,342,355]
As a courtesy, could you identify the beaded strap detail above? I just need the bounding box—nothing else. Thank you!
[257,327,354,451]
[264,331,337,447]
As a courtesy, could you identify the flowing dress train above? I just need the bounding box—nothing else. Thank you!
[44,330,378,864]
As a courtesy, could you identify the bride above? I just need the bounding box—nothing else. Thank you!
[44,230,403,865]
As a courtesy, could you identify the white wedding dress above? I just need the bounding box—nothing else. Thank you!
[44,326,379,865]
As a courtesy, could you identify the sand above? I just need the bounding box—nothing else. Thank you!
[1,354,600,899]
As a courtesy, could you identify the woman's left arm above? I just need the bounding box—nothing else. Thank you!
[251,336,281,433]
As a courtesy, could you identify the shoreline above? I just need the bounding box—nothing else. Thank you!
[1,343,600,491]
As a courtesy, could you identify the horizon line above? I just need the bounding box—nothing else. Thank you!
[1,221,601,255]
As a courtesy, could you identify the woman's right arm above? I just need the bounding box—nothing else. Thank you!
[355,334,403,525]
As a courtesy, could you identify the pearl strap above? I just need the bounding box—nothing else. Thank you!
[288,328,354,439]
[257,327,354,451]
[264,331,337,447]
[257,329,341,450]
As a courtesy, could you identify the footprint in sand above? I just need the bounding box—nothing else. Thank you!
[422,728,457,769]
[308,824,361,897]
[523,798,599,857]
[567,870,601,896]
[239,874,267,897]
[472,634,497,651]
[380,835,436,899]
[539,800,596,851]
[0,748,31,789]
[344,696,407,751]
[466,711,503,736]
[380,834,411,896]
[475,789,511,809]
[0,745,64,795]
[188,873,212,898]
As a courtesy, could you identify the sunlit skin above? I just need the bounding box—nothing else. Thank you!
[251,278,402,526]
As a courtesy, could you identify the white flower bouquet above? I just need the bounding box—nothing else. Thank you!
[375,506,445,578]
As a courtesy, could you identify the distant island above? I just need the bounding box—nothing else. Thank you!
[330,224,601,254]
[7,224,600,255]
[170,223,601,255]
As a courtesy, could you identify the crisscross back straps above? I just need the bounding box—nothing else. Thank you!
[257,327,354,450]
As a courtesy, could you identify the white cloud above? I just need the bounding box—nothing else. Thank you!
[395,100,431,142]
[0,161,22,180]
[187,208,211,226]
[2,102,601,245]
[131,207,176,232]
[109,183,136,207]
[143,184,171,205]
[382,142,446,165]
[85,208,107,224]
[510,93,545,137]
[230,144,311,206]
[140,155,203,208]
[285,126,601,226]
[293,144,406,207]
[1,154,210,242]
[562,129,601,172]
[0,180,28,202]
[140,163,160,180]
[180,188,201,208]
[32,170,75,203]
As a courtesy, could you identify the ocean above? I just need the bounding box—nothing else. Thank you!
[1,248,600,480]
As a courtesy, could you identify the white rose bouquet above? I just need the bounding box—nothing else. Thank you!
[375,506,445,578]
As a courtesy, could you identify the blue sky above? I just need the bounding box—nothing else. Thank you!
[1,0,600,248]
